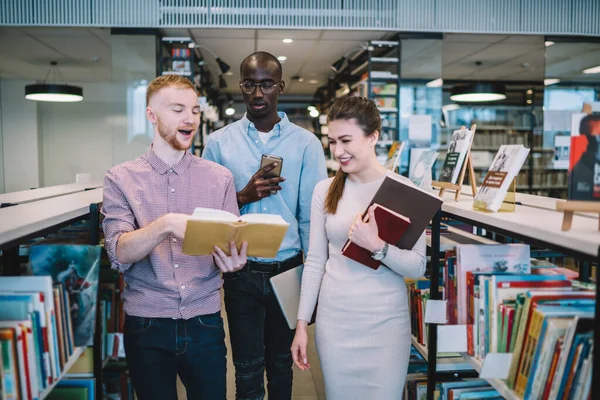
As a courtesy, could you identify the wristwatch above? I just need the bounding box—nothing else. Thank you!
[371,242,389,261]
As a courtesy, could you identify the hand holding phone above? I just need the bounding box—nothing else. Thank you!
[237,154,285,207]
[260,154,284,194]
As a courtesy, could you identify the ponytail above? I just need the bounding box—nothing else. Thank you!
[325,168,347,214]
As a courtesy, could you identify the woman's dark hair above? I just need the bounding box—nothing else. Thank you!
[324,96,381,214]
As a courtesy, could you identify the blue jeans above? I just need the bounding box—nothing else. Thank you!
[123,312,227,400]
[223,267,296,400]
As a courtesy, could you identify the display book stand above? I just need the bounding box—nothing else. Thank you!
[432,125,478,202]
[424,202,600,400]
[0,192,105,400]
[556,102,600,231]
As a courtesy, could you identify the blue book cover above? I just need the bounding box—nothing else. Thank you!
[459,389,502,399]
[30,245,101,347]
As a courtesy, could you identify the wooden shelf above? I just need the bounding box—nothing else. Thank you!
[0,182,102,206]
[410,336,474,372]
[40,346,86,399]
[440,191,600,258]
[412,335,428,358]
[464,356,521,400]
[0,188,103,248]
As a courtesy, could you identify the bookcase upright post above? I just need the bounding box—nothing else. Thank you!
[426,210,442,400]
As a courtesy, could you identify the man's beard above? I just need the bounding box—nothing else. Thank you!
[157,118,195,151]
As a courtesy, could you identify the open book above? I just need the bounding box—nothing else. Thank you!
[182,208,290,258]
[342,203,411,269]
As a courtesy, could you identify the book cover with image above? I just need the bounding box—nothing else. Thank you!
[29,245,101,347]
[438,127,474,184]
[474,145,530,212]
[568,113,600,201]
[409,150,438,188]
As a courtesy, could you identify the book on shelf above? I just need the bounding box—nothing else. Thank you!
[438,127,474,184]
[473,144,530,212]
[182,208,289,258]
[568,113,600,201]
[382,141,405,172]
[409,150,438,188]
[29,245,101,348]
[341,204,411,270]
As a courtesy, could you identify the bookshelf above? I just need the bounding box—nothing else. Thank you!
[0,181,102,207]
[0,188,105,400]
[39,346,86,399]
[424,191,600,400]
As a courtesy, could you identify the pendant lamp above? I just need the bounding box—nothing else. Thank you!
[450,83,507,102]
[25,61,83,102]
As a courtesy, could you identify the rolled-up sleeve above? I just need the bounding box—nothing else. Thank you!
[101,169,135,272]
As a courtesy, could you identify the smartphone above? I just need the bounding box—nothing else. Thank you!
[260,154,283,178]
[260,154,283,194]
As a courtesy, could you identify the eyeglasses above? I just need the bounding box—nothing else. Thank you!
[239,81,282,95]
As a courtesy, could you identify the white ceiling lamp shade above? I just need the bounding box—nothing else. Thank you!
[25,61,83,102]
[544,79,561,86]
[282,38,293,44]
[450,83,507,102]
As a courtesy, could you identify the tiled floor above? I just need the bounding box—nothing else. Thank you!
[176,301,326,400]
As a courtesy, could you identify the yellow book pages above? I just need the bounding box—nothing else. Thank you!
[183,219,289,259]
[515,308,544,396]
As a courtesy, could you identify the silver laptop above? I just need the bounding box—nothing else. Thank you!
[270,265,305,330]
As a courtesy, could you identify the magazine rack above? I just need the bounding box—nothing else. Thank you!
[432,124,477,201]
[556,103,600,231]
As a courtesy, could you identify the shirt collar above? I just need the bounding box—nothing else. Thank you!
[145,144,192,175]
[241,111,289,138]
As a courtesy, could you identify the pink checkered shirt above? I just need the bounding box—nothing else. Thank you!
[101,148,239,319]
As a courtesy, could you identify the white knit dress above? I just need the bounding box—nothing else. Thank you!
[297,172,427,400]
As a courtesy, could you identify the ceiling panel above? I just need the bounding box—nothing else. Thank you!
[257,29,322,40]
[320,30,389,41]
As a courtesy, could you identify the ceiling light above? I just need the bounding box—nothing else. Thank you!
[309,109,320,118]
[308,79,319,84]
[545,41,555,47]
[283,38,293,44]
[277,56,287,62]
[215,57,231,74]
[25,61,83,102]
[544,79,560,86]
[225,107,235,116]
[526,99,533,104]
[450,83,507,102]
[307,105,316,111]
[526,89,533,94]
[582,65,600,74]
[426,78,443,88]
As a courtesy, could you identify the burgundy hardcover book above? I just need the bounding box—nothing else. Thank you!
[342,204,411,269]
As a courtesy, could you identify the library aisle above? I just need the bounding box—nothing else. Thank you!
[175,298,326,400]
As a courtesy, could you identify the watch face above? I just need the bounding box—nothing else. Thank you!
[372,251,384,261]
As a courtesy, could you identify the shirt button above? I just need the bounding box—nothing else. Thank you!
[174,263,179,269]
[181,285,186,290]
[171,188,175,193]
[169,168,173,173]
[255,140,259,144]
[263,207,267,211]
[181,306,186,311]
[173,238,177,243]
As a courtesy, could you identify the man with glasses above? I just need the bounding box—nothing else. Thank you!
[203,51,327,399]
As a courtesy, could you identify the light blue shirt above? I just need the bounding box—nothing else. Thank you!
[203,112,328,262]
